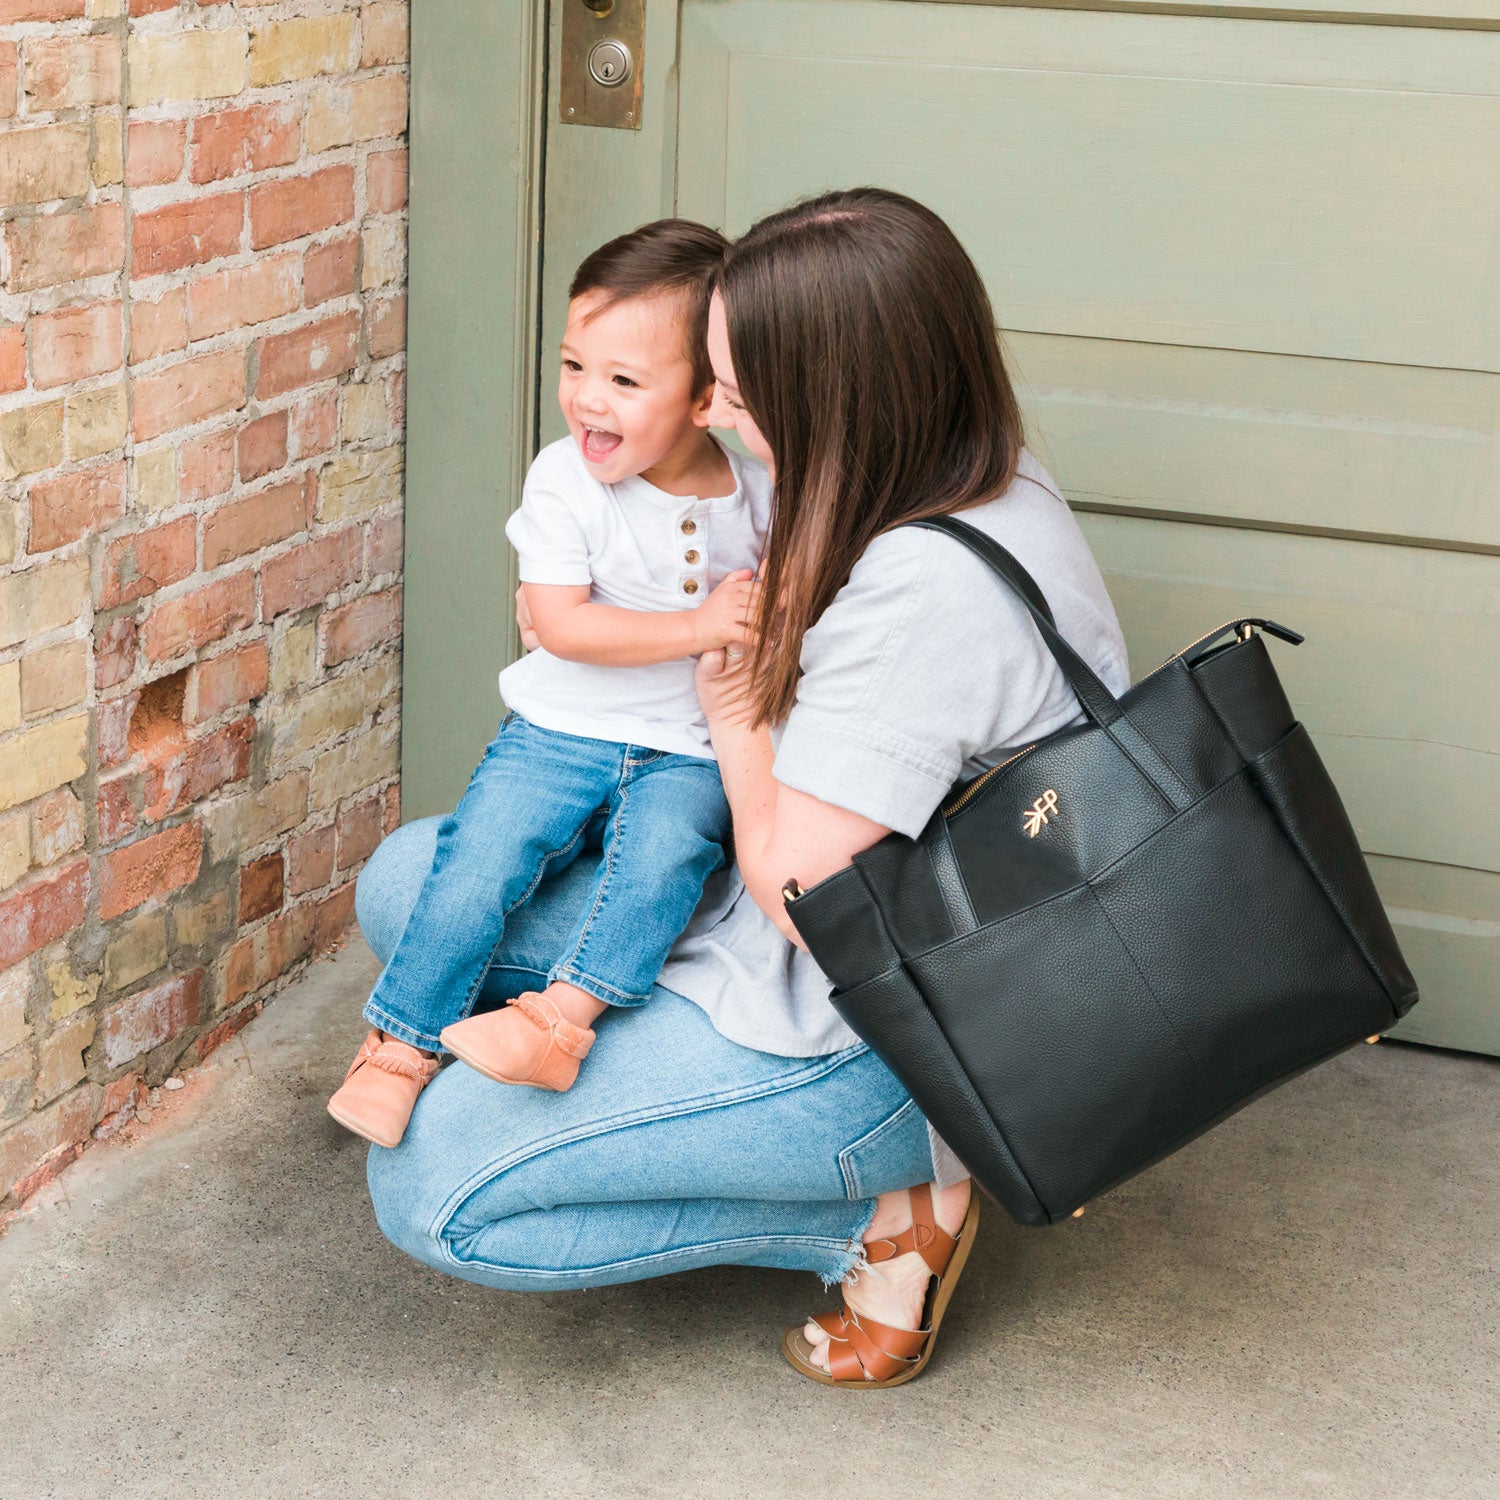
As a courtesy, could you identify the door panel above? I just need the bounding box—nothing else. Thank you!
[533,0,1498,1050]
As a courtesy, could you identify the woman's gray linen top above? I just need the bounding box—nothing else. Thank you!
[658,452,1131,1183]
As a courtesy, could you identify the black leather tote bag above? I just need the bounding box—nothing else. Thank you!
[782,515,1419,1226]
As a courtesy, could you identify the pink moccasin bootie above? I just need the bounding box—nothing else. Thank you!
[439,992,595,1091]
[326,1030,440,1148]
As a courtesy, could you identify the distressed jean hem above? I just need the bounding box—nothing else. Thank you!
[820,1197,880,1288]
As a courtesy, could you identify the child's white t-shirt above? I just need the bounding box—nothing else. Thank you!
[499,436,773,761]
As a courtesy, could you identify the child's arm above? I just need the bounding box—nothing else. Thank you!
[523,570,758,668]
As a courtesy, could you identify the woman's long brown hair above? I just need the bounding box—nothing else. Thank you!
[717,188,1025,727]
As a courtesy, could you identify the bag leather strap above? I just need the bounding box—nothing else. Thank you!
[907,515,1193,811]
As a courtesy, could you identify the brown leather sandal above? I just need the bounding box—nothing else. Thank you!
[781,1182,980,1389]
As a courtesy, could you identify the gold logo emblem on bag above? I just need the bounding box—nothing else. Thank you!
[1023,789,1059,838]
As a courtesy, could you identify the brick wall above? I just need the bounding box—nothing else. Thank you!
[0,0,407,1208]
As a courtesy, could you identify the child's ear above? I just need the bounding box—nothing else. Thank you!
[689,379,717,430]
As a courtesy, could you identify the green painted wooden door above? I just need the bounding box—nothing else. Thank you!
[406,0,1500,1052]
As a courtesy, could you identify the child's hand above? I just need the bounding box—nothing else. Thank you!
[691,569,759,654]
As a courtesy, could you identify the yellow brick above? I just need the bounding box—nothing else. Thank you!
[1,400,65,481]
[306,73,407,153]
[46,957,99,1023]
[361,218,404,291]
[272,657,398,757]
[309,722,398,811]
[0,715,87,815]
[249,15,357,87]
[0,661,18,734]
[361,3,409,69]
[174,889,230,952]
[205,771,308,862]
[0,505,14,567]
[0,124,91,208]
[104,911,167,993]
[339,384,389,446]
[92,111,124,189]
[35,1011,93,1106]
[133,447,177,514]
[315,445,403,523]
[21,640,88,720]
[0,812,28,894]
[270,619,316,696]
[0,1049,33,1131]
[65,382,128,463]
[0,557,89,653]
[129,29,248,106]
[0,963,29,1053]
[88,0,124,16]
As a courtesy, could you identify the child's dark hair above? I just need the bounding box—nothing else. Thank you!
[569,219,728,392]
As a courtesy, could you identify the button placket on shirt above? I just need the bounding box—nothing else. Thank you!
[678,507,706,597]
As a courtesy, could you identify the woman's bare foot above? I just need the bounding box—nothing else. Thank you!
[802,1178,973,1373]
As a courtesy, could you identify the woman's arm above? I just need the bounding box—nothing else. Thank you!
[695,649,891,949]
[524,571,757,669]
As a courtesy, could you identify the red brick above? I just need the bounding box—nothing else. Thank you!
[5,202,124,294]
[236,409,288,482]
[285,823,334,895]
[335,797,381,871]
[98,516,195,609]
[94,1071,145,1140]
[201,473,309,569]
[261,527,361,620]
[144,716,253,820]
[190,102,300,186]
[186,252,298,342]
[313,880,356,952]
[368,294,405,360]
[255,311,358,399]
[126,119,185,188]
[179,427,236,504]
[248,166,354,251]
[194,999,261,1063]
[129,287,188,364]
[290,390,337,458]
[29,460,127,553]
[0,43,13,124]
[367,148,408,214]
[383,782,399,833]
[29,300,122,389]
[95,615,137,690]
[23,34,120,111]
[142,571,256,663]
[186,639,268,724]
[0,3,86,27]
[322,585,401,666]
[132,347,246,442]
[4,1086,95,1206]
[239,851,283,923]
[98,693,137,769]
[132,193,243,279]
[101,968,202,1067]
[100,822,201,921]
[303,234,357,307]
[97,772,139,844]
[0,323,24,392]
[127,0,175,14]
[0,859,89,969]
[368,512,403,576]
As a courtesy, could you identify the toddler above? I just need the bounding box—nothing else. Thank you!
[328,220,771,1148]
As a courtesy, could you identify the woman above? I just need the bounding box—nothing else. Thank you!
[361,188,1130,1386]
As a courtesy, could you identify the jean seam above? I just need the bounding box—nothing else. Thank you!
[837,1097,919,1200]
[427,1043,870,1241]
[438,1230,861,1281]
[550,967,651,1006]
[551,756,633,991]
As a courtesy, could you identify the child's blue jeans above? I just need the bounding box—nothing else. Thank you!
[362,712,730,1051]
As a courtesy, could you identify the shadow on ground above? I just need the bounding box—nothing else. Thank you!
[1,940,1495,1499]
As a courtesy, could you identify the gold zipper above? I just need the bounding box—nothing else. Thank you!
[942,740,1039,817]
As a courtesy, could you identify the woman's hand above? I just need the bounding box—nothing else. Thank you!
[691,569,759,654]
[694,639,757,730]
[514,586,540,652]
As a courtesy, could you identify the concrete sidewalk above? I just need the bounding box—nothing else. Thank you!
[1,939,1495,1500]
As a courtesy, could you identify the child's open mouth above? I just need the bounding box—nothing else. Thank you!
[581,426,623,463]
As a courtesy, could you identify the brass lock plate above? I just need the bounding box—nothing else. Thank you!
[560,0,645,131]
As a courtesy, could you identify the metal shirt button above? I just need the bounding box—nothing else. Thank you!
[683,549,700,564]
[682,579,699,595]
[680,519,697,535]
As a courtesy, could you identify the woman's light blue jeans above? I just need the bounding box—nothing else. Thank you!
[363,713,730,1049]
[360,817,936,1290]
